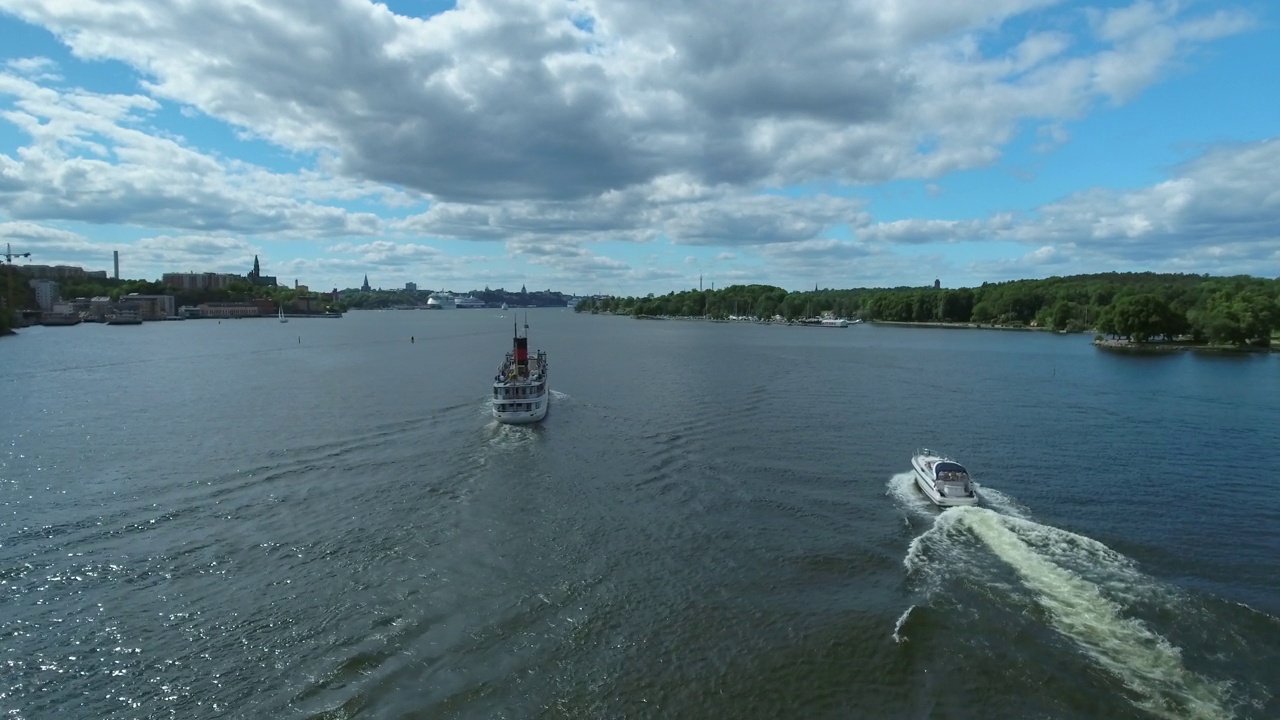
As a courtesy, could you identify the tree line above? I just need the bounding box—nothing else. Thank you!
[575,273,1280,347]
[340,287,572,310]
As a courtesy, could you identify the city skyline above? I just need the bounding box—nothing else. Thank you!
[0,1,1277,296]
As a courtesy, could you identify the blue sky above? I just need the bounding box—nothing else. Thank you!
[0,0,1276,295]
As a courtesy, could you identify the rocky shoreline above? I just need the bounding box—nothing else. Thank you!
[1092,338,1275,354]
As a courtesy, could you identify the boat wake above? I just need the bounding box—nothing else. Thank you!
[886,471,934,519]
[891,474,1249,720]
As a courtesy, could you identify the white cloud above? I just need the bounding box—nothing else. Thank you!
[0,0,1268,292]
[0,0,1251,203]
[4,56,61,82]
[908,138,1280,279]
[326,240,444,265]
[0,72,387,236]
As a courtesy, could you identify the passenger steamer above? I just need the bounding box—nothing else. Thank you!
[492,320,549,424]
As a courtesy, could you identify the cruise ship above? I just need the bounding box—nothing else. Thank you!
[492,320,549,424]
[455,295,486,309]
[425,292,455,309]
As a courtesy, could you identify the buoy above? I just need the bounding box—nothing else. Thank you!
[411,336,415,343]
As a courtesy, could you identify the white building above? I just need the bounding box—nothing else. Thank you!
[28,279,58,312]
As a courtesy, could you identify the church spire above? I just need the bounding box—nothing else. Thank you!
[252,254,260,277]
[361,274,371,292]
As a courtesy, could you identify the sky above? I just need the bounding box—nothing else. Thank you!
[0,0,1276,296]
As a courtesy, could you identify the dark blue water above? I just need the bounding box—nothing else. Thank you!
[3,311,1278,719]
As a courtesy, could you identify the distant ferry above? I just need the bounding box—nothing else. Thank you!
[425,292,455,309]
[492,320,549,424]
[455,295,486,309]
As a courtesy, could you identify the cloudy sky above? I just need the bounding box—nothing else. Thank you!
[0,0,1276,295]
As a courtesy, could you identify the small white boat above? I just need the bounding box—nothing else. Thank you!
[279,306,288,323]
[910,450,979,507]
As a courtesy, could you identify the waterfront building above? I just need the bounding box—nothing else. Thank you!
[295,294,323,313]
[162,272,244,291]
[121,293,176,320]
[28,279,58,311]
[87,296,114,321]
[197,302,261,318]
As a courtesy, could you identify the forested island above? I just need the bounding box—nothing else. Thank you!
[339,287,572,310]
[575,273,1280,349]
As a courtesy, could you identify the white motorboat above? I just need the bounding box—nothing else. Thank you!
[910,450,979,507]
[492,318,549,424]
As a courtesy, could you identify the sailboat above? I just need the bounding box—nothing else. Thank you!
[279,305,288,323]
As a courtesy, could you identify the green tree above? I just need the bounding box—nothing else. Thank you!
[1049,300,1081,331]
[1193,290,1278,346]
[1106,294,1184,342]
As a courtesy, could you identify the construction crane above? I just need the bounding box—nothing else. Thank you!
[4,242,32,326]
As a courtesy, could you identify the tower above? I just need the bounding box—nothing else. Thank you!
[361,274,371,292]
[251,254,260,279]
[934,278,941,289]
[113,250,119,280]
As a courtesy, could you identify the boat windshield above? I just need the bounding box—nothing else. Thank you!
[934,461,968,478]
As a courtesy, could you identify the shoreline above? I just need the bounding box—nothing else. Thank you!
[868,320,1066,333]
[1092,338,1275,354]
[598,313,1278,353]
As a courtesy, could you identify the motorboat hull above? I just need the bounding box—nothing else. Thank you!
[911,454,979,507]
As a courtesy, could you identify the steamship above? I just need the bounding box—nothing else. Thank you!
[491,319,549,424]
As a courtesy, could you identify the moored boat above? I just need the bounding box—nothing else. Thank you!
[492,319,549,424]
[40,312,83,326]
[910,449,979,507]
[106,311,143,325]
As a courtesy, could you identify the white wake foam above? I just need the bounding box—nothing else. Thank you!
[972,483,1029,519]
[886,471,934,519]
[892,605,915,644]
[890,466,1236,719]
[947,507,1234,720]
